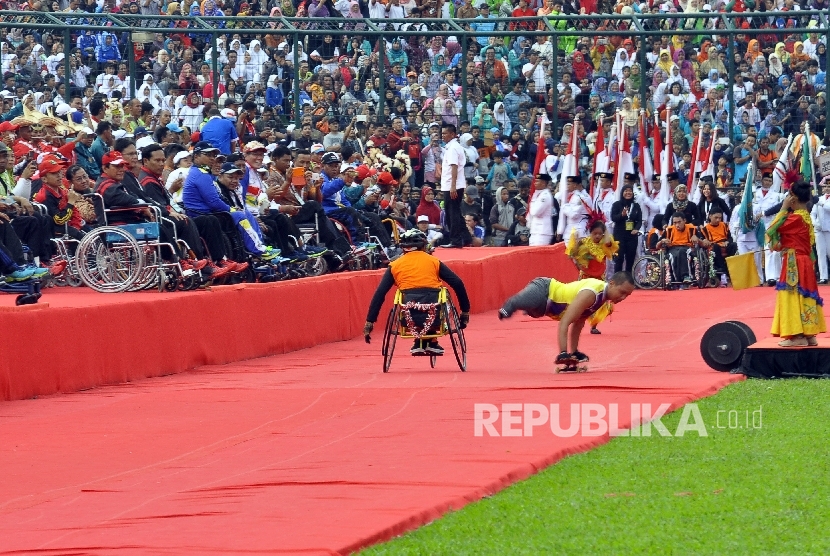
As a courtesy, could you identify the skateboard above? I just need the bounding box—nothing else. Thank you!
[555,357,588,373]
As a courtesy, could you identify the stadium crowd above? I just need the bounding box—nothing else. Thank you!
[0,2,828,289]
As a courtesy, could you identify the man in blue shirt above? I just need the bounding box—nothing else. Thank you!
[320,152,367,243]
[199,108,239,155]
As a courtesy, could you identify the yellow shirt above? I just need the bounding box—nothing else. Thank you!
[546,278,613,326]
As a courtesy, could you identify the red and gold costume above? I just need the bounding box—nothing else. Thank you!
[766,209,826,338]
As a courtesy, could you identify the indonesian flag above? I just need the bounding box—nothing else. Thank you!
[556,119,580,208]
[658,108,674,209]
[638,111,653,195]
[591,114,609,199]
[615,113,634,201]
[532,117,547,177]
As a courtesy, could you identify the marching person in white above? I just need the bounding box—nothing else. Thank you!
[731,179,764,286]
[556,174,591,242]
[811,179,830,284]
[639,175,668,235]
[528,173,554,246]
[754,171,784,285]
[593,172,616,234]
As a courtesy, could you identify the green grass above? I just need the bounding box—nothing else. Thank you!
[362,380,830,555]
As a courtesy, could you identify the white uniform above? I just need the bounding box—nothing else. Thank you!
[528,188,554,246]
[755,187,784,282]
[594,187,616,234]
[731,195,764,284]
[557,188,591,240]
[811,194,830,281]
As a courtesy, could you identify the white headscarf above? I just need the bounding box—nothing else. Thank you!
[611,48,633,82]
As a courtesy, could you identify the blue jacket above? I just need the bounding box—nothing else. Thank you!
[182,166,230,216]
[321,170,349,213]
[75,142,100,181]
[265,86,283,110]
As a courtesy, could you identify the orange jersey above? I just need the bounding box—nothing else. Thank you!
[389,250,441,291]
[702,222,729,244]
[665,224,697,247]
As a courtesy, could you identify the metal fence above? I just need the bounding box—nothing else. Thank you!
[1,10,829,142]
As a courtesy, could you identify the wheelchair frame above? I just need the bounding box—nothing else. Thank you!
[380,287,467,373]
[632,246,716,290]
[63,194,199,293]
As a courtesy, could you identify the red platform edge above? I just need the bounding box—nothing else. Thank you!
[0,246,576,402]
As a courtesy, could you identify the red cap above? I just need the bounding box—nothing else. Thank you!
[355,165,377,182]
[38,158,64,175]
[0,121,19,132]
[102,151,126,166]
[376,171,398,186]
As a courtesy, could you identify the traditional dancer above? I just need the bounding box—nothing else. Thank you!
[498,272,635,370]
[767,179,826,347]
[565,215,618,335]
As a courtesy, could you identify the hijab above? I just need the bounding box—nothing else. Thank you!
[672,184,688,212]
[416,186,442,224]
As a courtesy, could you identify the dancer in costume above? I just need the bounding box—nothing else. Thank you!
[565,215,618,335]
[498,272,635,370]
[766,179,826,347]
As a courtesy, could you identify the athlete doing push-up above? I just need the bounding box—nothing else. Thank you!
[498,272,635,371]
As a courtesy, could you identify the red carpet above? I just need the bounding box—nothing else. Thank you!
[0,246,575,402]
[0,286,786,555]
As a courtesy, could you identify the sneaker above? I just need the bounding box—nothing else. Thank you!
[571,351,590,363]
[778,337,808,347]
[206,262,232,279]
[231,261,249,273]
[590,327,601,334]
[683,276,691,284]
[720,275,729,287]
[288,250,309,262]
[180,259,208,272]
[498,308,510,320]
[260,248,282,262]
[27,266,49,279]
[303,245,327,256]
[218,260,248,274]
[425,341,444,355]
[6,268,36,281]
[49,260,68,275]
[806,336,818,346]
[410,340,426,355]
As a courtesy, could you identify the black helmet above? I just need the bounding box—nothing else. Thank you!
[399,229,428,249]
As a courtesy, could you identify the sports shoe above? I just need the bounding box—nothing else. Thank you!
[206,262,232,279]
[410,340,426,355]
[590,327,601,334]
[498,308,510,320]
[180,259,208,272]
[303,245,327,256]
[288,250,309,262]
[49,260,68,275]
[683,276,691,284]
[260,247,282,261]
[425,340,444,355]
[571,351,590,363]
[6,268,36,281]
[778,337,808,347]
[720,274,728,287]
[218,260,247,274]
[26,265,49,279]
[806,336,818,346]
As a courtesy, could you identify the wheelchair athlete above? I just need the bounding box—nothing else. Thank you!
[364,229,470,355]
[656,212,701,289]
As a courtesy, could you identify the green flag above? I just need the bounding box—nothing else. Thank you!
[802,133,812,184]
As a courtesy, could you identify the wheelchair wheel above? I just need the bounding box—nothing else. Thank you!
[381,304,399,373]
[76,227,145,293]
[446,302,467,372]
[130,246,161,291]
[304,255,328,277]
[632,255,662,290]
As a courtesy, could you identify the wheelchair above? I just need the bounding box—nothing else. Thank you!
[0,245,44,305]
[380,287,467,373]
[69,195,201,293]
[632,245,716,290]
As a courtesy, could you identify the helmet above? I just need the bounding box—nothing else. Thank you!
[399,229,428,250]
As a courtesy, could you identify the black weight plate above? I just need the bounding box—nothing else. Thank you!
[724,320,757,346]
[700,322,753,372]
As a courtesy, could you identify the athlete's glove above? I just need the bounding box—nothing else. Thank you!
[363,321,374,343]
[459,312,470,329]
[555,351,572,364]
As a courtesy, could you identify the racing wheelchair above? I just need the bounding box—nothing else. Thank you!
[632,245,717,290]
[380,287,467,373]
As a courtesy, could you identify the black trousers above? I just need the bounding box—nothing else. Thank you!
[359,210,392,247]
[191,214,227,262]
[444,191,471,247]
[292,201,350,255]
[711,242,738,274]
[10,213,49,259]
[0,221,25,265]
[259,212,299,254]
[615,237,638,273]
